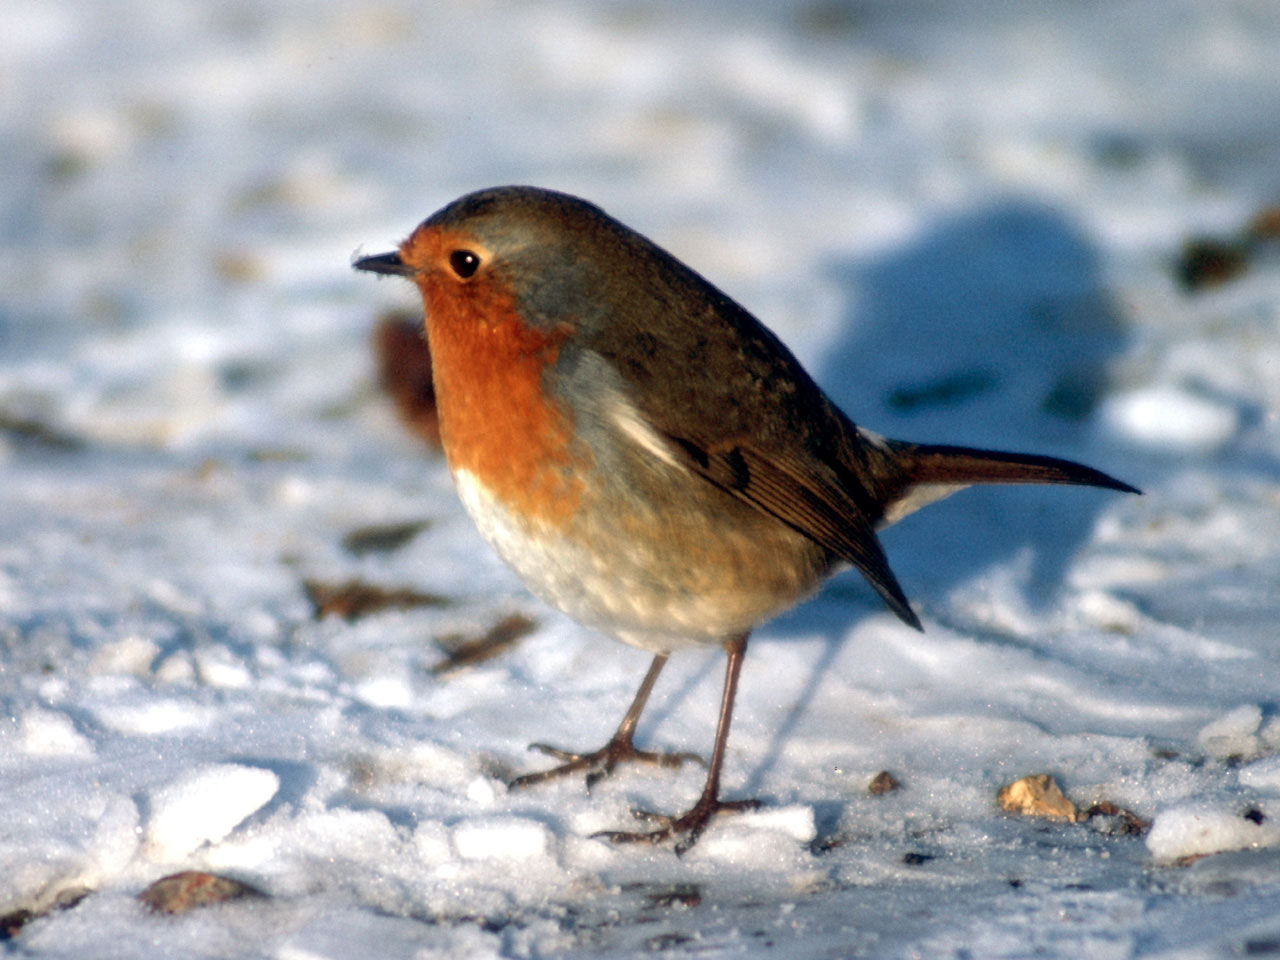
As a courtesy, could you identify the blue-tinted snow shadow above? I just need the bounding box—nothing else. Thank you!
[744,199,1133,792]
[816,197,1131,615]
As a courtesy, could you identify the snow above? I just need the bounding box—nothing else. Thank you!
[1196,704,1267,761]
[1147,806,1280,863]
[1101,385,1242,454]
[144,764,281,861]
[451,818,554,861]
[4,0,1280,956]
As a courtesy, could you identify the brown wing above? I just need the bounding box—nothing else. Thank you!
[659,430,922,630]
[567,245,922,628]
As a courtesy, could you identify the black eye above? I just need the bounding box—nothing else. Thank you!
[448,249,481,278]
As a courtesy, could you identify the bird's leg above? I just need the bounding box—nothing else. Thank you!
[508,653,703,792]
[593,633,759,854]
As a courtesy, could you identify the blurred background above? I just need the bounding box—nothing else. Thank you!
[5,0,1278,457]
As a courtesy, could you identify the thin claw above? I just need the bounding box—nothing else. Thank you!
[654,750,704,770]
[591,827,668,847]
[507,767,565,791]
[511,654,680,792]
[527,742,580,762]
[629,807,669,825]
[508,737,706,792]
[586,635,755,855]
[589,797,762,853]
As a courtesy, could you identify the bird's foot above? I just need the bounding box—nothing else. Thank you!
[592,794,761,855]
[507,736,703,792]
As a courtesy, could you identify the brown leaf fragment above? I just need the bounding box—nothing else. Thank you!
[868,770,901,795]
[247,448,307,463]
[0,909,35,941]
[0,410,84,451]
[1081,800,1151,835]
[139,871,264,914]
[0,887,91,940]
[808,834,847,854]
[1177,237,1249,291]
[645,932,694,950]
[1249,206,1280,241]
[340,520,431,556]
[432,614,538,675]
[643,883,701,908]
[886,369,996,413]
[213,251,263,283]
[303,578,450,621]
[374,312,441,450]
[997,774,1078,823]
[1176,202,1280,293]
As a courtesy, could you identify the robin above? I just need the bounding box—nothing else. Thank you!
[354,186,1138,852]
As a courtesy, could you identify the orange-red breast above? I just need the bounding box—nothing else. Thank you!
[355,186,1138,852]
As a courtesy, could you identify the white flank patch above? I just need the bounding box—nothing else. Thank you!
[607,392,681,469]
[879,481,967,527]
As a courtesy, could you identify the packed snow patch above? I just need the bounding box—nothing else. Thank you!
[18,708,95,758]
[1197,704,1265,761]
[1099,384,1239,454]
[1238,757,1280,793]
[1146,805,1280,862]
[144,764,281,861]
[451,817,554,861]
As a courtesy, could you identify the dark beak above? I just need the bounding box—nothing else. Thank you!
[353,251,413,276]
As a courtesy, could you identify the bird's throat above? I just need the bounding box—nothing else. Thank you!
[421,280,585,529]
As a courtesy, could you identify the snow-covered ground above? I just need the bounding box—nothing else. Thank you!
[4,1,1280,956]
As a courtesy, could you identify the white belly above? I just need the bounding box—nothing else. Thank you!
[452,468,743,653]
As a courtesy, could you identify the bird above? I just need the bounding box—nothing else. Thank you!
[354,185,1138,853]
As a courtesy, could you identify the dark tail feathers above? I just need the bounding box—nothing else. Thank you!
[872,442,1139,530]
[857,442,1137,630]
[898,443,1139,495]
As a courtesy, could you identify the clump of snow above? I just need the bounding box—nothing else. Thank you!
[452,817,554,861]
[192,645,254,689]
[728,804,817,844]
[465,776,502,807]
[0,793,140,916]
[95,699,218,736]
[1238,757,1280,793]
[411,821,454,866]
[1146,805,1280,862]
[1197,704,1265,760]
[18,708,95,758]
[1099,384,1239,454]
[695,806,818,865]
[89,635,160,677]
[145,764,281,862]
